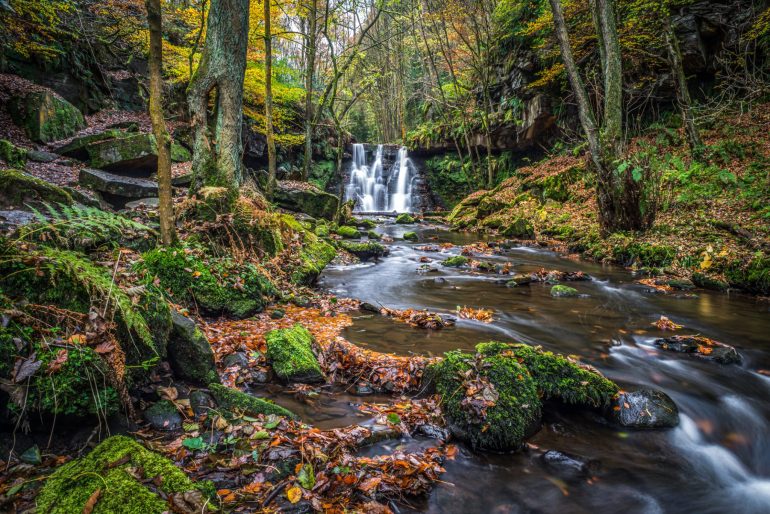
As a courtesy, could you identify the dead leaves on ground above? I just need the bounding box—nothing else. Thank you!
[380,307,454,329]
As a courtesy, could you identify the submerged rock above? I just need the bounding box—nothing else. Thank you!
[654,335,741,364]
[168,311,220,385]
[541,450,598,480]
[8,90,85,143]
[36,435,210,514]
[265,324,325,384]
[610,389,679,428]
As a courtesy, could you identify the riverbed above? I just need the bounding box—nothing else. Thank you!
[318,219,770,514]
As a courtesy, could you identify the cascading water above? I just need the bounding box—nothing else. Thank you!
[344,144,415,212]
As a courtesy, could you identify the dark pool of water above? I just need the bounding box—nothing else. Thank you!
[316,219,770,513]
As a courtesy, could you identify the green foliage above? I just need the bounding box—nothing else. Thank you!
[724,253,770,295]
[0,140,27,168]
[611,239,676,268]
[0,0,73,60]
[280,215,336,285]
[265,324,324,383]
[309,160,336,190]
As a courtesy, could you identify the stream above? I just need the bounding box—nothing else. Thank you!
[314,219,770,514]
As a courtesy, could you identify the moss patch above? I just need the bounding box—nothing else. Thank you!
[208,383,297,419]
[339,240,388,260]
[403,231,418,241]
[442,255,469,267]
[550,285,578,297]
[335,225,360,238]
[0,169,73,209]
[395,213,415,224]
[0,140,27,168]
[265,324,324,383]
[37,435,209,514]
[8,91,85,143]
[280,214,336,285]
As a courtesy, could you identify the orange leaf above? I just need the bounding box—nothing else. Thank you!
[286,486,302,504]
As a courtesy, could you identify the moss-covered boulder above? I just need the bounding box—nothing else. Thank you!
[367,230,381,240]
[280,214,336,285]
[37,436,212,514]
[442,255,469,267]
[138,246,274,318]
[403,231,418,241]
[274,181,338,220]
[0,169,73,209]
[339,240,388,261]
[551,285,579,297]
[501,218,534,238]
[395,213,415,224]
[168,312,220,385]
[265,324,324,383]
[8,90,85,143]
[0,140,27,168]
[208,383,297,419]
[335,225,360,238]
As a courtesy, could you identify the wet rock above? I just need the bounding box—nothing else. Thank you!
[550,285,578,297]
[433,277,448,284]
[271,309,285,319]
[340,240,388,261]
[360,302,380,313]
[144,399,183,430]
[274,181,338,220]
[403,231,418,241]
[507,273,533,286]
[654,335,741,364]
[395,213,415,224]
[222,352,250,369]
[541,450,597,480]
[8,90,85,143]
[189,390,216,417]
[79,168,158,200]
[354,383,374,395]
[26,150,59,163]
[168,311,220,385]
[124,197,159,209]
[19,444,41,465]
[252,368,272,384]
[610,389,679,429]
[416,424,449,440]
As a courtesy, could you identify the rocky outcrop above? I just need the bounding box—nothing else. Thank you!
[0,168,73,209]
[168,311,220,386]
[7,90,85,143]
[79,168,158,203]
[274,181,339,220]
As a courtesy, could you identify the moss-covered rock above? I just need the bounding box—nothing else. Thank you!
[550,285,578,297]
[353,218,377,229]
[273,181,339,220]
[280,214,336,285]
[37,435,211,514]
[339,240,388,261]
[501,218,534,238]
[367,230,381,240]
[143,399,183,431]
[170,142,192,162]
[168,312,220,385]
[208,383,297,419]
[442,255,469,267]
[0,140,27,168]
[403,231,418,241]
[315,224,330,237]
[265,324,324,383]
[612,242,676,268]
[724,254,770,295]
[138,246,274,318]
[335,225,360,238]
[395,213,415,224]
[0,169,73,209]
[8,90,85,143]
[691,271,729,291]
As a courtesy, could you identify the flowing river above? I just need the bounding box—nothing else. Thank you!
[298,218,770,513]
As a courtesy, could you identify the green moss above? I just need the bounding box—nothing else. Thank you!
[281,214,337,285]
[37,435,208,514]
[550,285,578,297]
[265,324,324,383]
[170,142,191,162]
[8,91,85,143]
[138,246,274,318]
[724,254,770,294]
[395,213,415,224]
[309,160,336,190]
[208,383,297,419]
[353,218,377,229]
[476,342,618,408]
[403,231,418,242]
[339,240,387,260]
[501,218,534,238]
[367,230,381,240]
[426,347,541,451]
[0,140,27,168]
[335,225,360,238]
[315,224,330,237]
[442,255,469,267]
[691,271,728,291]
[0,168,73,209]
[612,242,676,268]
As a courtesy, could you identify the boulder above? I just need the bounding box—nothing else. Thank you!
[441,255,469,267]
[144,399,183,431]
[395,213,415,224]
[654,335,741,364]
[0,169,73,209]
[26,150,59,163]
[8,90,85,143]
[610,389,679,428]
[168,311,220,385]
[551,285,579,297]
[208,383,297,419]
[335,225,360,238]
[36,435,210,514]
[265,324,325,384]
[79,168,158,202]
[501,218,534,238]
[403,231,418,241]
[339,240,389,261]
[0,139,27,168]
[274,181,338,220]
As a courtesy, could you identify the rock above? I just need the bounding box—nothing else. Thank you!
[692,272,728,291]
[171,172,193,187]
[79,168,158,202]
[441,255,469,267]
[265,324,325,384]
[144,399,183,430]
[541,450,597,480]
[189,390,216,417]
[274,181,338,220]
[403,231,418,241]
[208,383,297,419]
[55,129,125,158]
[61,187,101,208]
[168,311,220,385]
[222,352,250,369]
[37,435,206,514]
[0,169,73,209]
[26,150,59,163]
[252,368,271,384]
[339,240,389,261]
[19,444,41,465]
[354,383,374,395]
[270,309,285,319]
[124,197,160,210]
[501,218,535,238]
[0,209,36,231]
[610,389,679,428]
[0,139,27,168]
[395,213,415,224]
[654,335,741,364]
[507,274,532,287]
[360,302,380,313]
[8,90,85,143]
[551,285,578,297]
[170,142,191,162]
[335,225,360,238]
[367,230,381,240]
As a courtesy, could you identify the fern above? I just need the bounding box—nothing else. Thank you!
[18,203,156,250]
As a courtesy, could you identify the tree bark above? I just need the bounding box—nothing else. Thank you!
[146,0,176,244]
[664,16,702,153]
[264,0,277,196]
[187,0,250,200]
[302,0,318,181]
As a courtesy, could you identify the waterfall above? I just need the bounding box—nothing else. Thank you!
[344,144,414,213]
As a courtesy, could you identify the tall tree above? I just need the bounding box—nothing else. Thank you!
[664,15,702,154]
[549,0,650,232]
[301,0,318,181]
[187,0,251,200]
[264,0,277,195]
[146,0,176,244]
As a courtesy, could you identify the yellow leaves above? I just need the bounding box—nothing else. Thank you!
[654,316,682,331]
[286,485,302,504]
[456,306,494,323]
[67,334,87,344]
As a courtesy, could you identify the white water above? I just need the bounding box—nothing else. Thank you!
[344,144,415,212]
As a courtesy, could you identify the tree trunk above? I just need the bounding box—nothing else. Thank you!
[264,0,277,196]
[302,0,317,181]
[187,0,250,200]
[146,0,176,245]
[664,16,702,154]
